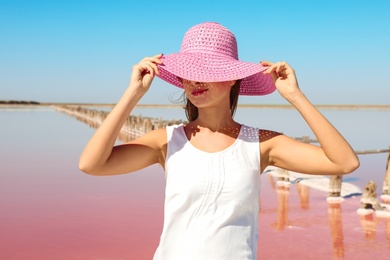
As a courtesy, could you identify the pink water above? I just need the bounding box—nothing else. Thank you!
[1,107,389,259]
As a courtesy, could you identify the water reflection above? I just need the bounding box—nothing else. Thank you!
[360,212,377,241]
[268,171,311,231]
[328,202,344,258]
[379,216,390,249]
[387,218,390,248]
[268,170,347,257]
[272,185,290,231]
[265,166,390,258]
[297,183,310,210]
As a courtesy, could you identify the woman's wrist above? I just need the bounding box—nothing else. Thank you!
[284,91,308,108]
[123,84,147,102]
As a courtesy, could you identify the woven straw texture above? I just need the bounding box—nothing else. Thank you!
[157,22,275,96]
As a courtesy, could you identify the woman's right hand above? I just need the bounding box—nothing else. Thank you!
[79,54,164,175]
[261,61,301,104]
[129,54,163,94]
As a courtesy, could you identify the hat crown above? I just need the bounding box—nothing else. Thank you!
[180,22,238,60]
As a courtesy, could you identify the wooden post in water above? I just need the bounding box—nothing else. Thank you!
[381,147,390,202]
[327,175,343,203]
[359,181,383,211]
[276,168,290,187]
[54,105,185,142]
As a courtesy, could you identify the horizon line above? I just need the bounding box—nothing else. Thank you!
[1,101,390,110]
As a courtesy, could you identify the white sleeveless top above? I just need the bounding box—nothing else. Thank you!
[153,124,261,260]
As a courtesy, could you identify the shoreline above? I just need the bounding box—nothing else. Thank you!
[1,102,390,110]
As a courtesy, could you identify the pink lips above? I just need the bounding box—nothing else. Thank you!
[191,89,208,96]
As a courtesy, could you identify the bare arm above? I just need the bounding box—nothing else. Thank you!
[79,54,165,176]
[261,61,360,175]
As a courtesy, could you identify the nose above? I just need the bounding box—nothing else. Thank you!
[183,79,196,84]
[183,79,204,87]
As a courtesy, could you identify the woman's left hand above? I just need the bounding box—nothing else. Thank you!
[262,61,302,102]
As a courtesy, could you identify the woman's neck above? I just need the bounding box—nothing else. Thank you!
[190,106,239,132]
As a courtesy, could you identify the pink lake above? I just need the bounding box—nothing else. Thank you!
[1,106,389,259]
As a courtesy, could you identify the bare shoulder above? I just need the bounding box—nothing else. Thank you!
[119,127,168,169]
[259,130,299,154]
[128,127,167,148]
[259,129,282,143]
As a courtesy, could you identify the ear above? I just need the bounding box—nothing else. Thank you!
[230,80,236,86]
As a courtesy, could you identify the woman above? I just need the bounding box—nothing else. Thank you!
[79,22,359,259]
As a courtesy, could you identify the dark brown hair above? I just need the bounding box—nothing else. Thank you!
[183,80,241,122]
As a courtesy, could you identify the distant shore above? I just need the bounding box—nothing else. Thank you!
[1,100,390,110]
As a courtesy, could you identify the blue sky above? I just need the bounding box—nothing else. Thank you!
[1,0,389,104]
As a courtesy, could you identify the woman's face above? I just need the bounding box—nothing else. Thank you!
[182,79,235,109]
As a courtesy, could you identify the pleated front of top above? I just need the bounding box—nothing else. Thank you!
[154,124,261,260]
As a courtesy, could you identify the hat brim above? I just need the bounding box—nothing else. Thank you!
[156,53,276,96]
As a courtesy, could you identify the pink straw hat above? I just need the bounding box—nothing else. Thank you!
[157,22,276,96]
